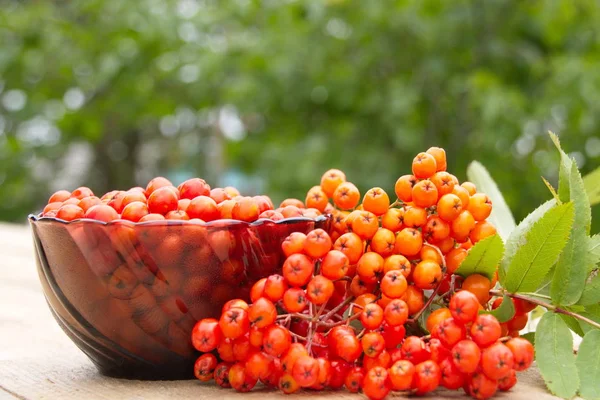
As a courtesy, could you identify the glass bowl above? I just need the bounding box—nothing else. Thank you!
[28,214,330,379]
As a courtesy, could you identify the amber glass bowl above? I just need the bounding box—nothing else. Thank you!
[29,214,330,379]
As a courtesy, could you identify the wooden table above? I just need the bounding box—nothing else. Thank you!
[0,222,562,400]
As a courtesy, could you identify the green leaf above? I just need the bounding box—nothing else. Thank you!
[521,331,536,346]
[542,176,562,204]
[455,234,504,280]
[589,234,600,271]
[560,314,585,337]
[504,202,574,293]
[500,199,556,284]
[576,330,600,400]
[578,304,600,335]
[578,272,600,306]
[535,312,579,399]
[549,131,573,203]
[480,294,515,323]
[467,161,516,241]
[551,162,592,305]
[583,165,600,206]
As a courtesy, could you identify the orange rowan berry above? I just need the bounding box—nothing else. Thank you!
[461,274,492,305]
[320,169,346,198]
[357,252,385,284]
[426,147,447,172]
[403,206,427,228]
[430,171,455,196]
[426,308,452,333]
[280,198,305,209]
[412,180,438,208]
[395,175,417,203]
[282,254,314,287]
[383,254,411,278]
[402,286,425,315]
[420,244,443,265]
[282,232,307,257]
[370,228,396,257]
[350,275,376,297]
[394,228,423,257]
[461,182,477,196]
[333,182,360,210]
[468,193,492,221]
[436,236,456,254]
[412,260,443,290]
[451,210,476,242]
[380,270,408,298]
[306,275,335,305]
[445,247,467,274]
[451,185,470,210]
[469,221,497,243]
[424,216,450,243]
[334,232,364,264]
[305,186,329,213]
[362,187,390,216]
[304,228,332,258]
[437,194,463,222]
[332,210,349,233]
[381,208,404,232]
[321,250,350,280]
[412,152,437,179]
[350,211,379,240]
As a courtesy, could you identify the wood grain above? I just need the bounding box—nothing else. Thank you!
[0,223,564,399]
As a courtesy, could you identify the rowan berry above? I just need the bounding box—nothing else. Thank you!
[395,175,417,202]
[426,147,447,171]
[461,181,477,196]
[214,362,232,388]
[432,317,467,348]
[449,290,481,324]
[335,331,362,363]
[291,356,319,388]
[363,366,391,400]
[222,299,249,313]
[178,178,210,200]
[48,189,71,203]
[56,204,85,221]
[360,302,384,330]
[345,367,365,393]
[304,228,332,258]
[383,254,411,277]
[279,198,305,209]
[381,322,406,349]
[428,337,451,363]
[469,193,493,221]
[329,360,351,389]
[466,371,498,400]
[230,362,257,392]
[334,232,364,264]
[437,193,463,222]
[469,314,502,348]
[248,297,277,328]
[426,308,452,333]
[219,307,250,339]
[250,278,266,302]
[263,325,291,357]
[402,286,425,316]
[318,169,345,197]
[439,357,465,390]
[280,205,304,218]
[445,247,467,274]
[186,196,219,221]
[71,186,94,200]
[362,187,390,216]
[481,342,514,380]
[420,244,443,264]
[232,197,260,222]
[263,274,287,302]
[139,213,164,222]
[412,152,437,179]
[461,274,492,305]
[305,186,328,213]
[513,298,537,315]
[350,211,379,240]
[403,206,427,228]
[320,250,349,280]
[507,314,528,332]
[470,221,497,243]
[381,208,404,232]
[165,209,189,220]
[371,228,396,257]
[194,353,217,382]
[232,335,253,361]
[85,204,119,222]
[401,336,430,365]
[412,179,438,208]
[333,182,360,210]
[278,373,300,394]
[382,299,409,327]
[452,340,481,374]
[424,215,451,242]
[394,228,423,256]
[413,360,441,395]
[506,337,534,371]
[78,196,103,213]
[412,260,443,290]
[430,171,455,197]
[349,276,375,297]
[282,253,314,287]
[362,332,386,358]
[281,343,308,373]
[437,236,456,254]
[380,270,408,299]
[357,252,385,284]
[388,360,414,391]
[306,275,334,305]
[498,369,517,391]
[191,318,222,352]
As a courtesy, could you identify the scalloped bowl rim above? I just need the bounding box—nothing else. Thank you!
[28,213,330,228]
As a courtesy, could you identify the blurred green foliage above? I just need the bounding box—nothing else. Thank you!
[0,0,599,231]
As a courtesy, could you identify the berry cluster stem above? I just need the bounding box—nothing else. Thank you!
[489,289,600,331]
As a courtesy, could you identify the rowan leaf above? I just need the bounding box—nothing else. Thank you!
[500,199,556,284]
[578,304,600,335]
[549,131,573,203]
[535,312,579,399]
[551,161,592,305]
[480,294,515,323]
[455,234,504,280]
[504,202,574,293]
[578,272,600,306]
[560,314,585,338]
[576,330,600,400]
[583,165,600,206]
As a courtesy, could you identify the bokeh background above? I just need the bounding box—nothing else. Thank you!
[1,0,599,230]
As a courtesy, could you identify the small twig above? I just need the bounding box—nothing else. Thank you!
[322,296,355,321]
[356,328,366,339]
[389,199,402,208]
[490,289,600,331]
[320,312,361,330]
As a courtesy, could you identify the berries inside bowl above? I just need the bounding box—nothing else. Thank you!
[30,177,330,379]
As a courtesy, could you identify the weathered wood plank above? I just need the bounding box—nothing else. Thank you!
[0,223,563,399]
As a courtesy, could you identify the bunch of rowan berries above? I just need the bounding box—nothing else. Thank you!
[190,147,537,399]
[41,177,324,223]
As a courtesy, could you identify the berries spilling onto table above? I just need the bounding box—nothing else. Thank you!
[187,147,536,399]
